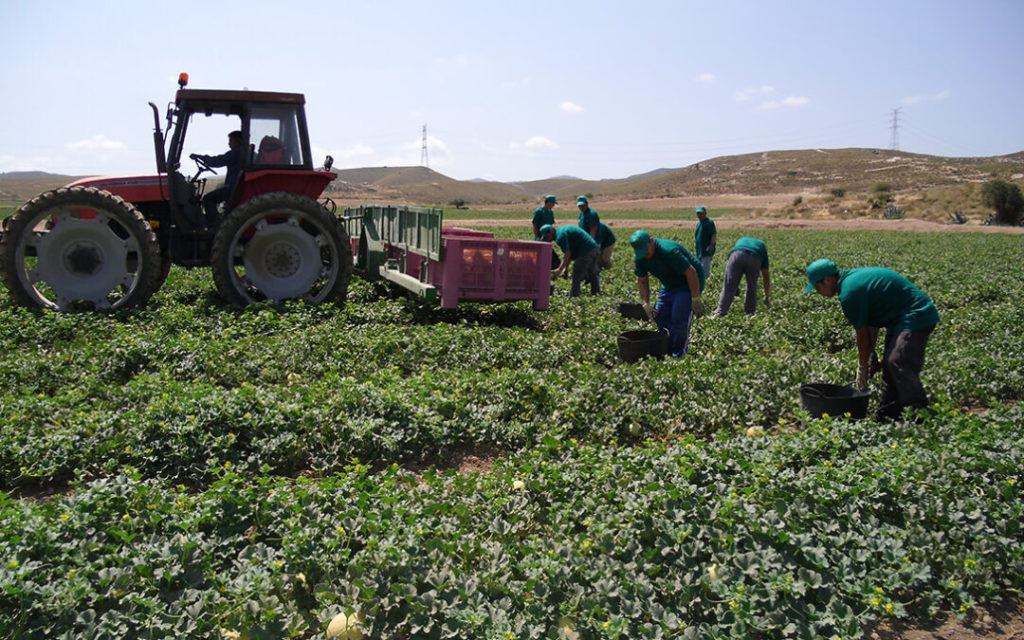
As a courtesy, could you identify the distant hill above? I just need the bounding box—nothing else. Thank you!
[4,149,1022,223]
[322,149,1024,221]
[0,172,79,202]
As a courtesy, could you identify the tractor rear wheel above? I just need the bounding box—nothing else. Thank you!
[0,187,162,310]
[210,192,352,306]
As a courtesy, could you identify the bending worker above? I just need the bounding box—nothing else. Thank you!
[630,230,706,358]
[538,224,600,297]
[596,221,616,270]
[804,259,939,421]
[714,236,771,316]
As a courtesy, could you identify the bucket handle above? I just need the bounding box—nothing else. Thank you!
[802,385,825,398]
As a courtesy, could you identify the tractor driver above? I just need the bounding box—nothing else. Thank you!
[190,130,243,228]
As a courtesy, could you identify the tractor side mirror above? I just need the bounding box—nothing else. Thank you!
[324,155,334,171]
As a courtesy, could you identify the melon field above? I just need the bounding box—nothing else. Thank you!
[1,225,1022,639]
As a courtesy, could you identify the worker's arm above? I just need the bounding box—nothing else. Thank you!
[638,276,651,305]
[686,266,706,317]
[854,325,880,388]
[555,248,572,277]
[762,269,771,305]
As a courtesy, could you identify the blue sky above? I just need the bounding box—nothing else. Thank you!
[1,0,1021,182]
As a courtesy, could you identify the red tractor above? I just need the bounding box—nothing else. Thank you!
[0,73,352,310]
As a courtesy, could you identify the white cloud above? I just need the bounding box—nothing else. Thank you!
[900,90,951,105]
[560,101,583,114]
[66,135,127,152]
[760,96,810,109]
[695,73,716,84]
[735,85,775,102]
[509,136,559,154]
[524,136,559,150]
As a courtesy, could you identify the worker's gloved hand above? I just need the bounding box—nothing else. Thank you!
[763,295,771,308]
[856,363,869,390]
[692,296,706,318]
[868,351,881,377]
[642,302,656,322]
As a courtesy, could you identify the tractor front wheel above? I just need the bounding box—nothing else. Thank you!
[210,192,352,305]
[0,187,162,310]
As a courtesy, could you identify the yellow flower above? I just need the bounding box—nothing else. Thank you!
[885,603,894,614]
[512,480,526,491]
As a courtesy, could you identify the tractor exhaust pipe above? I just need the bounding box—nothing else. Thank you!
[149,102,167,174]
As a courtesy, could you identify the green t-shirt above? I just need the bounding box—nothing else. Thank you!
[634,238,705,292]
[837,267,939,332]
[532,206,555,238]
[694,217,717,258]
[555,225,599,257]
[729,237,769,270]
[596,222,616,249]
[578,207,600,235]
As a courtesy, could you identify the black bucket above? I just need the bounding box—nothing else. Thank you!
[617,329,670,363]
[800,383,870,419]
[617,302,647,320]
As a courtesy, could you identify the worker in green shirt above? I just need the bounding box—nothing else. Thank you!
[630,230,706,358]
[694,206,717,280]
[596,222,616,270]
[532,195,557,240]
[805,259,940,421]
[713,237,771,315]
[576,196,600,240]
[538,224,600,297]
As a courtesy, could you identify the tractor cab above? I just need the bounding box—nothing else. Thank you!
[155,73,334,266]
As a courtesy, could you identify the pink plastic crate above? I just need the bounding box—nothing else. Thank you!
[433,237,551,309]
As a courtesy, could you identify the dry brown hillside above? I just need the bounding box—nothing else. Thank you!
[4,149,1022,223]
[325,149,1024,223]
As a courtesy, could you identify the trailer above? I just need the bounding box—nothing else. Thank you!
[344,205,551,310]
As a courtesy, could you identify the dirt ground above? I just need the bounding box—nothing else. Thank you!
[452,216,1024,234]
[865,597,1024,640]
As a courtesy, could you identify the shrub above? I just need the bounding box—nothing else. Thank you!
[981,179,1024,225]
[792,195,803,207]
[830,188,846,198]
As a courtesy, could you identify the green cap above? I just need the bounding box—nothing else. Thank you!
[630,230,651,259]
[576,195,588,206]
[538,224,554,240]
[695,206,707,214]
[804,259,839,294]
[544,194,557,203]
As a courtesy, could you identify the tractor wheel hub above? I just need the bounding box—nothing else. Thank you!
[64,243,103,276]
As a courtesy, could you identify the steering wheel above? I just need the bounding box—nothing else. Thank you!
[190,154,218,176]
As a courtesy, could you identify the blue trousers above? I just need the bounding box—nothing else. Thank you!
[656,288,693,358]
